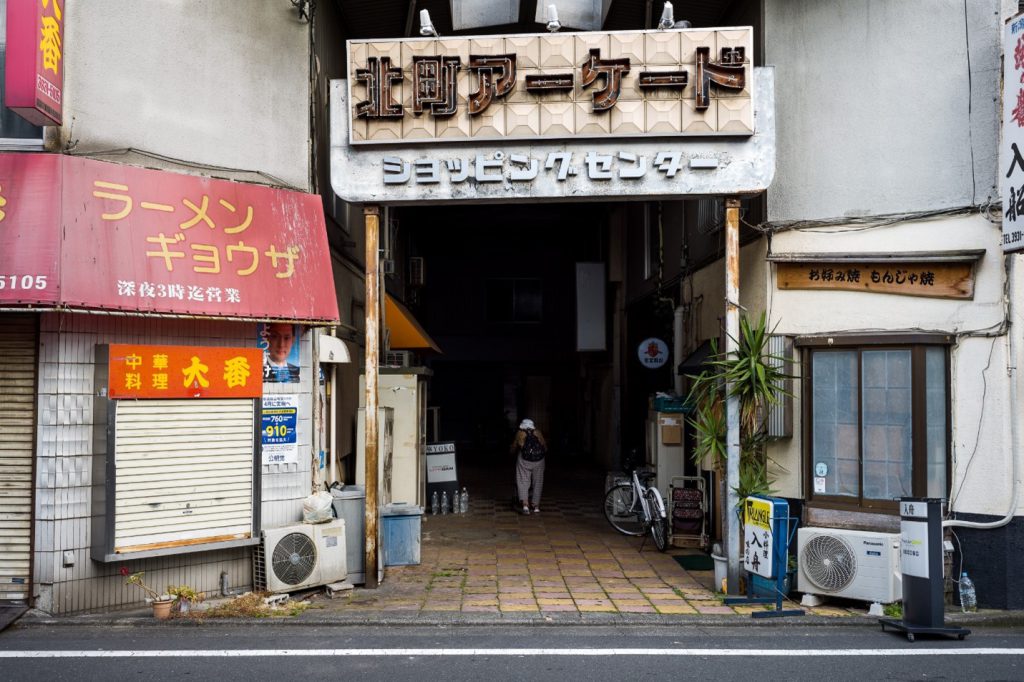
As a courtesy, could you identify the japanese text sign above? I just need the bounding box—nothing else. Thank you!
[261,394,299,465]
[0,153,340,322]
[1004,14,1024,252]
[347,27,753,145]
[743,496,774,579]
[107,344,263,399]
[5,0,63,126]
[776,261,975,299]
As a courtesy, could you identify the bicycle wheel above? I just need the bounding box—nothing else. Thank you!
[604,484,645,536]
[644,488,669,552]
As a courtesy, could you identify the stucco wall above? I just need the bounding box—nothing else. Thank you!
[765,215,1009,513]
[62,1,310,190]
[764,0,1000,221]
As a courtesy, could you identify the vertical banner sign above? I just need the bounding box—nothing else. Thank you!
[743,496,773,578]
[425,441,458,504]
[1003,13,1024,252]
[5,0,64,126]
[899,500,929,579]
[262,394,299,465]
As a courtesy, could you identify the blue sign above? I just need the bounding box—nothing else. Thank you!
[261,394,298,465]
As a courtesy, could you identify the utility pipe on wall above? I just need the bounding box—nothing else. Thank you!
[724,197,741,594]
[363,205,380,588]
[673,306,684,395]
[944,257,1020,531]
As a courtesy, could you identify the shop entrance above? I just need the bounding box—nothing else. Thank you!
[394,201,618,486]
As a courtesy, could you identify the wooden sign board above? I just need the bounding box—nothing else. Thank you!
[776,262,974,299]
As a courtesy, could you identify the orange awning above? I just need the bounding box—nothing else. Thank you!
[385,294,440,352]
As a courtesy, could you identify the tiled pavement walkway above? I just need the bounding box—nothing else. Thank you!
[315,462,853,619]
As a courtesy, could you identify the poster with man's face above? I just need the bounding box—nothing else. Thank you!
[258,323,301,384]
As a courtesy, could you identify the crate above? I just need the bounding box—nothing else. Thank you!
[669,476,708,549]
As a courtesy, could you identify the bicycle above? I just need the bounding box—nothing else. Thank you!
[603,467,669,552]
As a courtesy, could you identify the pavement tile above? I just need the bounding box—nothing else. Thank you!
[610,599,650,607]
[500,604,540,612]
[537,598,575,606]
[422,603,462,611]
[809,607,854,617]
[462,605,500,612]
[569,592,607,600]
[539,604,578,612]
[693,604,738,615]
[464,598,499,606]
[616,604,657,613]
[577,603,617,612]
[654,603,698,614]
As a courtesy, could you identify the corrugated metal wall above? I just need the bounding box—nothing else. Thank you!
[113,399,255,552]
[35,312,313,613]
[0,314,37,604]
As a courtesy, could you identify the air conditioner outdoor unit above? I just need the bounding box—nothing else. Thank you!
[384,350,415,367]
[255,519,347,594]
[797,527,902,604]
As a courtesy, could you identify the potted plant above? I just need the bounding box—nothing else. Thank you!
[686,313,792,574]
[167,584,203,614]
[122,568,173,619]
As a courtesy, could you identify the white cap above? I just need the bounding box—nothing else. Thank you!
[520,419,535,430]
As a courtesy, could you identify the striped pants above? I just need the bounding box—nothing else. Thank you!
[515,455,545,506]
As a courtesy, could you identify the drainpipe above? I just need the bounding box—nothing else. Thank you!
[363,206,380,588]
[673,306,684,395]
[944,257,1020,530]
[724,197,741,594]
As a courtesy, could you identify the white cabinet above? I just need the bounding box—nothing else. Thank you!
[355,406,394,506]
[645,410,686,500]
[359,369,429,506]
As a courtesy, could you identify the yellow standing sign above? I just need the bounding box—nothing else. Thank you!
[743,496,774,579]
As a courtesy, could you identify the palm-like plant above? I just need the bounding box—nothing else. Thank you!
[686,312,791,502]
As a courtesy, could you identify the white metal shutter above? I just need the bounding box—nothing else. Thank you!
[113,399,255,554]
[0,315,36,603]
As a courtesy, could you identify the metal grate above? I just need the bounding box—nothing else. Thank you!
[271,532,318,586]
[802,534,857,591]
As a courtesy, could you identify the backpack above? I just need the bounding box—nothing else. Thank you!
[521,430,546,461]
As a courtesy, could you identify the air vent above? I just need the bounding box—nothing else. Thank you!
[409,257,425,287]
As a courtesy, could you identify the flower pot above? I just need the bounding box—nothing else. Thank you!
[712,553,727,592]
[151,599,173,620]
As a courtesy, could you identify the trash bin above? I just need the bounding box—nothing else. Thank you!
[381,502,423,566]
[330,485,365,584]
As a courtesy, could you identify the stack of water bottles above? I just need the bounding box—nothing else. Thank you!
[431,487,469,515]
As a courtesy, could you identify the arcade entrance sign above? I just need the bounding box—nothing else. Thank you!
[331,27,775,204]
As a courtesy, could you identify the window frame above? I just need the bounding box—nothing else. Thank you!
[798,333,953,513]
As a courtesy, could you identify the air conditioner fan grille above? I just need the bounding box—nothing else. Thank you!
[802,534,856,591]
[271,532,317,586]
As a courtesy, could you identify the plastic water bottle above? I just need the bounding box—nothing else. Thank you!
[451,489,459,514]
[431,490,439,515]
[441,490,449,515]
[460,487,469,514]
[959,571,977,613]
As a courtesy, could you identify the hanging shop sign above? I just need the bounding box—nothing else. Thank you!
[4,0,64,126]
[331,28,775,205]
[0,153,339,322]
[261,394,299,465]
[775,261,976,300]
[1003,13,1024,252]
[637,337,669,368]
[106,344,263,399]
[347,28,753,145]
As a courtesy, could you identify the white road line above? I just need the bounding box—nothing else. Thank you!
[0,648,1020,658]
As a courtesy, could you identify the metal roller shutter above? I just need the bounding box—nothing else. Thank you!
[113,399,255,554]
[0,315,37,604]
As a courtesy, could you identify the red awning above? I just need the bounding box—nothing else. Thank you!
[0,153,339,323]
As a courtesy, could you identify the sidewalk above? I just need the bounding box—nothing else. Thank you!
[14,463,1019,628]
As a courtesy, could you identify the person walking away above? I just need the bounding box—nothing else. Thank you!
[511,418,547,514]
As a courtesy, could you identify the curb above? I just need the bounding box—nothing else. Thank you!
[14,608,1023,630]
